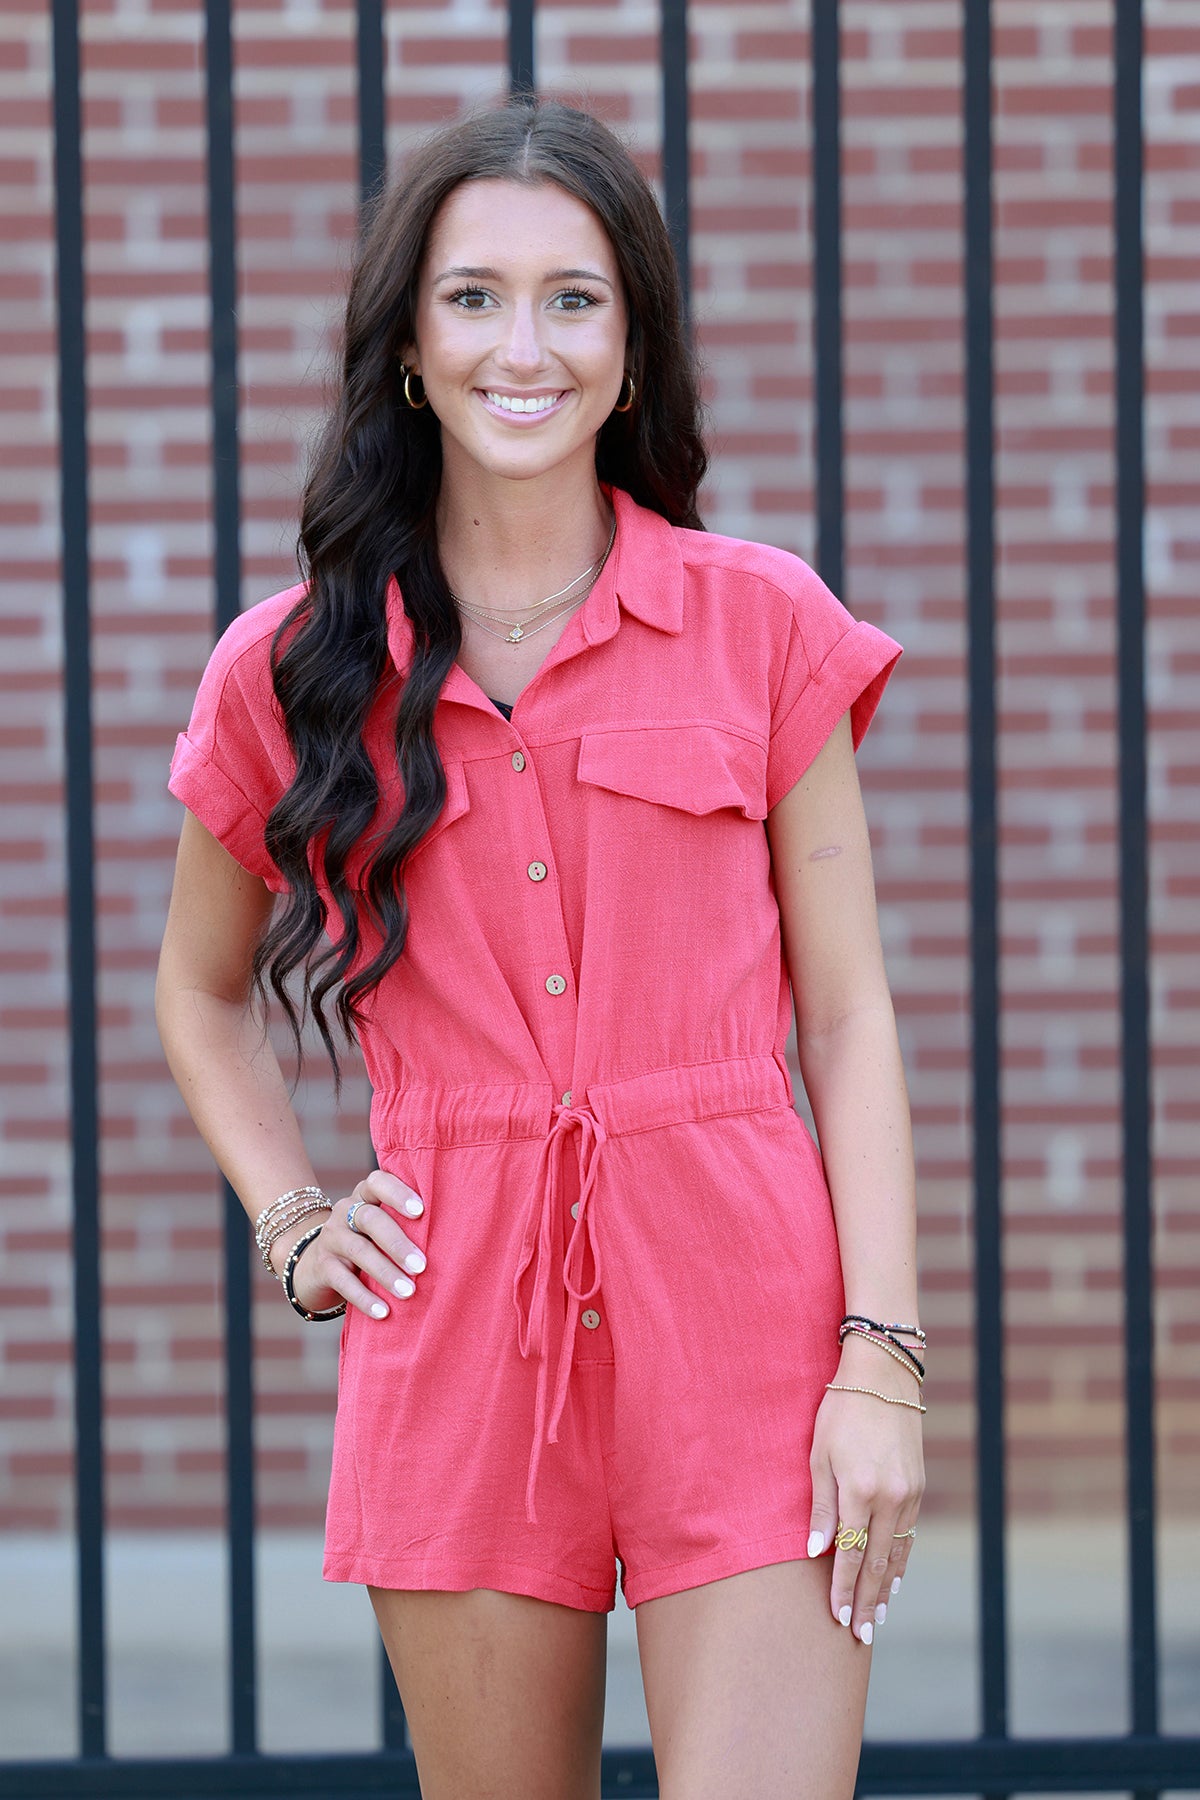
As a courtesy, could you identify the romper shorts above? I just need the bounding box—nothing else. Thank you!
[322,1054,844,1611]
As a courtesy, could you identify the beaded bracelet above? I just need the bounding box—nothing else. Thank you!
[839,1320,926,1382]
[281,1223,346,1323]
[255,1185,327,1235]
[258,1199,332,1273]
[254,1186,330,1267]
[841,1313,926,1345]
[839,1315,926,1379]
[840,1326,925,1386]
[826,1381,927,1415]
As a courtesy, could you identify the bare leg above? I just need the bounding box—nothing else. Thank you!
[369,1587,608,1800]
[635,1559,870,1800]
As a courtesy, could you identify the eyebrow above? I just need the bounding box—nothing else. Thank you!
[433,265,614,288]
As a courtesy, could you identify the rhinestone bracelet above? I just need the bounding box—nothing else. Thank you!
[281,1224,346,1323]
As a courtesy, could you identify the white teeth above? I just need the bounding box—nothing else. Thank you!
[485,392,561,414]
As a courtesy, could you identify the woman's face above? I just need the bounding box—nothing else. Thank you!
[406,178,629,492]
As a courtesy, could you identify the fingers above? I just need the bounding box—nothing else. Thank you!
[829,1493,920,1643]
[807,1455,839,1563]
[294,1171,427,1322]
[828,1510,871,1639]
[885,1518,918,1597]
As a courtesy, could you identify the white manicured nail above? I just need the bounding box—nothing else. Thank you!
[875,1603,887,1624]
[403,1196,423,1217]
[394,1277,415,1297]
[404,1251,426,1273]
[838,1605,852,1627]
[861,1622,874,1646]
[807,1530,825,1558]
[891,1576,902,1595]
[370,1302,388,1319]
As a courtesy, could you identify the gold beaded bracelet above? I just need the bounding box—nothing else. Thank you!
[841,1328,925,1386]
[826,1382,927,1415]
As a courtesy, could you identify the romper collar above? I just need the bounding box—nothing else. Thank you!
[383,484,685,678]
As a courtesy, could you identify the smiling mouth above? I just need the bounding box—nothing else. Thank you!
[480,390,567,415]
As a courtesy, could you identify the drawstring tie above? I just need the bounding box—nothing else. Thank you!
[512,1103,606,1523]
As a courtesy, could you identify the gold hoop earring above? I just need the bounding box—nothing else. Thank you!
[613,372,636,414]
[402,367,428,410]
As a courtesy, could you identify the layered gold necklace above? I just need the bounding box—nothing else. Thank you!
[451,515,617,645]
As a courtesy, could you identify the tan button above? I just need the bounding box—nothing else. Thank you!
[511,751,526,772]
[527,861,547,882]
[570,1201,579,1219]
[581,1309,601,1330]
[561,1090,573,1106]
[545,974,567,996]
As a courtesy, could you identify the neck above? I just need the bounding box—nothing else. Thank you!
[435,461,614,611]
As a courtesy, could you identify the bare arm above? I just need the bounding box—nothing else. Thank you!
[766,712,924,1641]
[155,810,427,1318]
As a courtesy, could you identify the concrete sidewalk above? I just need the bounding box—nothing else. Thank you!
[2,1521,1197,1790]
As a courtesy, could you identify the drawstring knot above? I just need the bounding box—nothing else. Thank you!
[512,1102,606,1523]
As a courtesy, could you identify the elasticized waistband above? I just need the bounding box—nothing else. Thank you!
[370,1052,794,1155]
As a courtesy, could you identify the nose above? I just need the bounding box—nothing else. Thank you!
[496,298,547,376]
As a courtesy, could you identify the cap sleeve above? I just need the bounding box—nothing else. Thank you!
[766,562,902,811]
[168,598,300,892]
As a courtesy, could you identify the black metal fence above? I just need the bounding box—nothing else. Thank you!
[7,0,1197,1794]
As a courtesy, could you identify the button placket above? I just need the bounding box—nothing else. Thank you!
[498,738,578,1086]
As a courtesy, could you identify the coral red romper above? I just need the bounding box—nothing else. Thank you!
[169,485,902,1611]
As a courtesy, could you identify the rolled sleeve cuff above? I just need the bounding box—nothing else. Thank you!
[766,621,902,812]
[168,732,287,892]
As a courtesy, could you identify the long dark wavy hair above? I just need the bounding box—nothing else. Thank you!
[254,97,708,1079]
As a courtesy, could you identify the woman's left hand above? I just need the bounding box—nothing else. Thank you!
[806,1338,926,1643]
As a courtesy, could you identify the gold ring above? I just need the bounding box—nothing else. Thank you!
[834,1521,869,1552]
[892,1527,917,1540]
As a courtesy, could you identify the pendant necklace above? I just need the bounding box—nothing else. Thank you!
[451,515,617,645]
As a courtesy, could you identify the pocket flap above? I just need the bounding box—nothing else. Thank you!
[577,724,767,820]
[411,758,471,850]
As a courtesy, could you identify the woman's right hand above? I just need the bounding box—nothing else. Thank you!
[274,1169,427,1319]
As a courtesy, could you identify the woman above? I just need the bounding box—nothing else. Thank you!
[157,98,923,1800]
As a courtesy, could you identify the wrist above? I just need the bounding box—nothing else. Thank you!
[836,1332,922,1395]
[267,1211,331,1279]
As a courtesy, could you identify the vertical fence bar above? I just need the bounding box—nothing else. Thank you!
[356,0,386,208]
[352,0,407,1752]
[509,0,535,97]
[810,0,844,598]
[50,0,106,1760]
[962,0,1008,1768]
[659,0,691,324]
[1113,2,1159,1789]
[202,0,256,1755]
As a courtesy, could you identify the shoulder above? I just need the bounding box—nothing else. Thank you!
[200,581,310,694]
[675,526,832,620]
[183,580,310,759]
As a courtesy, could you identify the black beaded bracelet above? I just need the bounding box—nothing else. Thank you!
[281,1223,346,1323]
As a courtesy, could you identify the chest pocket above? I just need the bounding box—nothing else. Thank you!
[576,724,768,820]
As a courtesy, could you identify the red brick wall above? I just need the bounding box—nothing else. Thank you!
[2,0,1197,1530]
